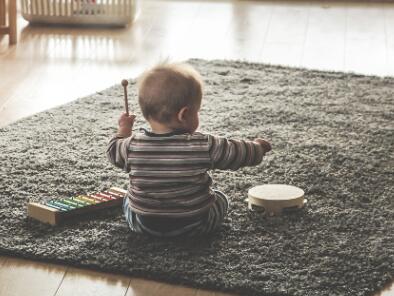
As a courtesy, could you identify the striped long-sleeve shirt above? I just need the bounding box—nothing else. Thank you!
[107,129,266,219]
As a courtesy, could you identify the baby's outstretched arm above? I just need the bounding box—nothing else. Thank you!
[106,113,136,172]
[208,135,271,171]
[254,138,272,153]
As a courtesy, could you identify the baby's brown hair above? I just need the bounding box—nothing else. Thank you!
[137,62,203,123]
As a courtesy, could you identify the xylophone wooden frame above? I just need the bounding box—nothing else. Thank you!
[28,187,127,225]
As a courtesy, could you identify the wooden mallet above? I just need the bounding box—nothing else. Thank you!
[121,79,129,115]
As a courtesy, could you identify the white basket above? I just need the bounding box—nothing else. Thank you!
[21,0,136,26]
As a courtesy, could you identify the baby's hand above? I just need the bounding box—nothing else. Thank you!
[118,112,135,128]
[117,112,136,137]
[254,138,272,153]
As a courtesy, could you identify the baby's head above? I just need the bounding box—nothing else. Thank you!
[137,62,203,133]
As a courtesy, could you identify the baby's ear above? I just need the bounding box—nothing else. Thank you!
[177,106,189,122]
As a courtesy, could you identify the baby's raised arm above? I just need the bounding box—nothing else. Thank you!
[117,112,136,137]
[106,112,136,172]
[208,135,271,170]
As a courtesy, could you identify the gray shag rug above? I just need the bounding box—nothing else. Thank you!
[0,59,393,296]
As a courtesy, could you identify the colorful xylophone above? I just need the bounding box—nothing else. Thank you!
[27,187,127,225]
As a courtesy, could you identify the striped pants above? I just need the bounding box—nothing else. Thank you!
[123,190,229,237]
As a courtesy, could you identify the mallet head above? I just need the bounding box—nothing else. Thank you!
[121,79,128,87]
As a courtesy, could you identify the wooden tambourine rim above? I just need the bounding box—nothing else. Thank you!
[248,184,304,201]
[245,184,307,215]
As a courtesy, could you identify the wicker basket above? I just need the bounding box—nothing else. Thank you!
[21,0,136,26]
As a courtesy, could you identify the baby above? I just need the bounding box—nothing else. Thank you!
[107,62,271,237]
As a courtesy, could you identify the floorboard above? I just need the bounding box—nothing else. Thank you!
[0,257,66,296]
[55,267,130,296]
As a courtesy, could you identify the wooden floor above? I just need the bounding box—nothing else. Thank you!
[0,0,393,295]
[0,255,232,296]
